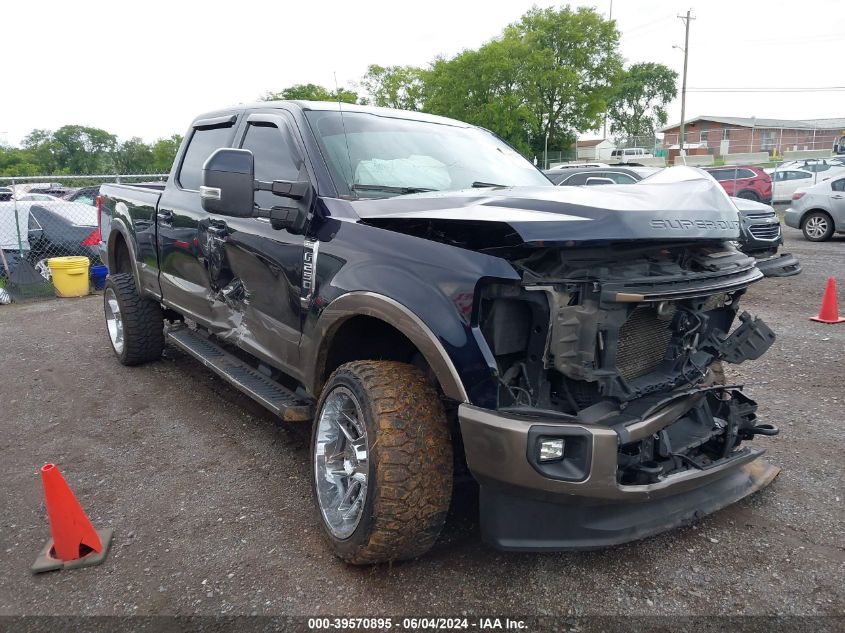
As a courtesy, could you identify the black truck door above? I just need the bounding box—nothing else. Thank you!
[157,114,239,326]
[205,112,309,377]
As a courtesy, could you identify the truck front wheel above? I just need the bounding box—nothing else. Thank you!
[311,360,453,564]
[103,273,164,365]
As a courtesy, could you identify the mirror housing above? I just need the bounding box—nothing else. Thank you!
[200,148,255,217]
[584,177,616,186]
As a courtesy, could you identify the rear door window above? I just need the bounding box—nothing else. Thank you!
[605,172,637,184]
[832,178,845,192]
[563,173,591,186]
[177,124,237,191]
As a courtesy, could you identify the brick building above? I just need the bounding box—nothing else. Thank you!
[660,116,845,156]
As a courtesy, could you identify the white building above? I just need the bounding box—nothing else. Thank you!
[576,139,615,160]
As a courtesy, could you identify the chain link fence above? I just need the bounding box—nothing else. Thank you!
[0,173,166,303]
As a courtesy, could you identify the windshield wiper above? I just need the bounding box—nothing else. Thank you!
[350,184,437,195]
[471,181,506,188]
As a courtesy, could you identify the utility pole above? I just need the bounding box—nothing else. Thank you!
[676,10,695,156]
[602,0,613,141]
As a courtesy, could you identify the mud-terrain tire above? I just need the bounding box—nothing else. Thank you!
[802,211,834,242]
[103,273,164,366]
[310,360,453,564]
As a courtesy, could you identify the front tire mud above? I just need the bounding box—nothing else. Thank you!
[103,273,164,366]
[311,360,453,564]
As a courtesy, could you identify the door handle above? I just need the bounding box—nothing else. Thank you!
[157,210,173,225]
[832,195,844,199]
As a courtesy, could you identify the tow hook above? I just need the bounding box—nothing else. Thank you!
[745,423,780,437]
[633,460,663,483]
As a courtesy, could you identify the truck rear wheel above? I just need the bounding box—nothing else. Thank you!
[103,273,164,366]
[311,360,453,564]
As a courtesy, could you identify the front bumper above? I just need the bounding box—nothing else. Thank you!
[458,402,780,550]
[755,252,801,277]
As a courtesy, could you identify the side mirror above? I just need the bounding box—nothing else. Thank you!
[200,148,255,217]
[584,177,616,186]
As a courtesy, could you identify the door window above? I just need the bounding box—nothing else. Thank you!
[605,172,637,184]
[562,172,591,186]
[831,178,845,192]
[241,122,302,208]
[177,124,237,191]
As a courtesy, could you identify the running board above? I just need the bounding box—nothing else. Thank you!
[166,327,313,422]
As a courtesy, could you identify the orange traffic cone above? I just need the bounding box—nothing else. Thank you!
[32,464,113,573]
[810,277,845,324]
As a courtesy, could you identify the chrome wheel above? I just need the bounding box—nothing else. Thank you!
[104,287,125,354]
[314,386,369,539]
[805,215,829,240]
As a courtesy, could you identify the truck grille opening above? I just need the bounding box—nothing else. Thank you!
[615,307,675,381]
[748,224,780,240]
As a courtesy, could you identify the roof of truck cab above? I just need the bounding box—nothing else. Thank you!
[191,101,472,128]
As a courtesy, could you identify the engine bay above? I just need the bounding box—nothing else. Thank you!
[477,240,778,484]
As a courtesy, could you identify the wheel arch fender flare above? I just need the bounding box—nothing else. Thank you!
[303,291,470,403]
[107,218,141,290]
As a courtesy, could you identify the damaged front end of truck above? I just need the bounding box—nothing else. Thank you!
[360,168,781,549]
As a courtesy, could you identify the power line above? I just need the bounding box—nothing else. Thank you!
[686,87,845,93]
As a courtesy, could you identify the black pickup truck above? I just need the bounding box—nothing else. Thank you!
[98,101,780,563]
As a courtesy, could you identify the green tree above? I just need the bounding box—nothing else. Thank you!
[505,6,622,155]
[606,62,678,139]
[261,83,359,104]
[21,129,58,174]
[151,134,182,173]
[115,137,154,174]
[423,6,621,157]
[425,39,534,154]
[50,125,118,173]
[0,147,41,176]
[362,64,425,110]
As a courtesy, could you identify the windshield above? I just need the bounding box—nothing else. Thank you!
[305,110,550,198]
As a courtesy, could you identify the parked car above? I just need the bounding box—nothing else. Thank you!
[97,101,780,563]
[544,166,799,276]
[543,166,659,185]
[705,166,772,203]
[784,174,845,241]
[770,158,843,174]
[0,196,100,278]
[27,203,100,278]
[769,168,845,203]
[609,147,653,163]
[548,162,609,170]
[62,186,101,206]
[0,187,12,202]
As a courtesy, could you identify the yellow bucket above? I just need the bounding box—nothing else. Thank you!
[47,256,91,298]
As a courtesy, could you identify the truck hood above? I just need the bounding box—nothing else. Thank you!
[353,166,742,246]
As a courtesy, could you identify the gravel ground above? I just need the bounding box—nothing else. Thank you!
[0,229,843,620]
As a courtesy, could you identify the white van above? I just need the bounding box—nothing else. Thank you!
[610,147,654,164]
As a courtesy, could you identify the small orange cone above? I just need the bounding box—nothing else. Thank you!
[32,464,113,573]
[810,277,845,324]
